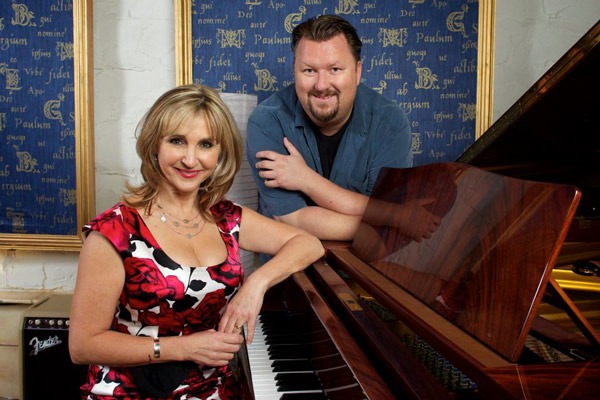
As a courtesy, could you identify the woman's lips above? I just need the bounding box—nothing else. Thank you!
[177,169,200,178]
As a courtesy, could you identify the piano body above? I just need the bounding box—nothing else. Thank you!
[240,21,600,400]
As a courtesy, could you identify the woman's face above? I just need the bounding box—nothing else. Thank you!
[156,114,220,196]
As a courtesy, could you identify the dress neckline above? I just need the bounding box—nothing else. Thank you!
[130,204,228,269]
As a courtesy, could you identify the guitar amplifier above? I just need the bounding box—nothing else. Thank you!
[21,294,87,399]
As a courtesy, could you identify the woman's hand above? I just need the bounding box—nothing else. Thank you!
[217,274,267,345]
[182,329,244,367]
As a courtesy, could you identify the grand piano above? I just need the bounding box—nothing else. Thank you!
[239,20,600,399]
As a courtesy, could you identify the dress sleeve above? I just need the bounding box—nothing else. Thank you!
[82,203,133,254]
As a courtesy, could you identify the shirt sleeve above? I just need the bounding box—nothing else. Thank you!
[365,102,413,194]
[246,106,309,218]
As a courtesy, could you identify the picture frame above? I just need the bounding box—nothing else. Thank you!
[175,0,495,164]
[0,0,95,251]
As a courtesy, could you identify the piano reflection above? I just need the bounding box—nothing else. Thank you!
[238,20,600,400]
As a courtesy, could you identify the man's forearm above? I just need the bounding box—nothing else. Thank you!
[275,206,362,241]
[300,171,370,216]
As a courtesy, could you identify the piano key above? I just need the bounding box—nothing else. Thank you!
[280,394,327,400]
[247,316,327,400]
[246,323,281,399]
[271,359,313,372]
[246,306,371,399]
[274,371,322,391]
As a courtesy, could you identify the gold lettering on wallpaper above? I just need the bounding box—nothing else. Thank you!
[447,5,468,37]
[411,132,423,156]
[59,187,76,206]
[217,29,245,48]
[268,1,285,12]
[0,64,22,93]
[52,145,75,160]
[284,7,306,32]
[6,208,27,233]
[372,80,386,94]
[11,3,35,27]
[446,127,473,147]
[253,64,278,92]
[458,102,476,122]
[36,194,55,206]
[414,62,439,90]
[245,1,262,10]
[6,133,27,145]
[378,27,407,48]
[2,183,32,196]
[454,58,477,73]
[365,53,393,73]
[16,150,38,173]
[31,48,51,60]
[334,0,358,15]
[0,164,9,178]
[43,93,66,125]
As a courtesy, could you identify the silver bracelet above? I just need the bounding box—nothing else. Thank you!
[153,337,160,359]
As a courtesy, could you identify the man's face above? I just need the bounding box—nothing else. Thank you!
[293,34,362,135]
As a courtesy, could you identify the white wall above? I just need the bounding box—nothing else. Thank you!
[493,0,600,120]
[0,0,598,292]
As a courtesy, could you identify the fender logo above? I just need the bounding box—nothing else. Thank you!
[29,335,63,356]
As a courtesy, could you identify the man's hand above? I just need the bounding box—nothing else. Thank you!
[255,137,315,191]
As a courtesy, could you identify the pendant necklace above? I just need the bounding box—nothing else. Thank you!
[155,203,206,239]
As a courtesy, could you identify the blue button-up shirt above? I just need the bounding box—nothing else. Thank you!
[246,83,413,219]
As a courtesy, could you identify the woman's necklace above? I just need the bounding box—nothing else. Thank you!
[156,203,201,227]
[155,203,206,239]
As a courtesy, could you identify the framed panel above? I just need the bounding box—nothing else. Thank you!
[0,0,95,251]
[176,0,494,165]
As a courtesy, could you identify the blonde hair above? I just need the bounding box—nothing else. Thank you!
[123,84,242,220]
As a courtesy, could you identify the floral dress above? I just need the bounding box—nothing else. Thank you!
[79,200,244,399]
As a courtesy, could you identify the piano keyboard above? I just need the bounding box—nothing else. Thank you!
[245,310,367,400]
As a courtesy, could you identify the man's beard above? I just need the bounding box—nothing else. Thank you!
[307,90,339,123]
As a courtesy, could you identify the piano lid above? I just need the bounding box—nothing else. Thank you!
[351,162,581,362]
[457,21,600,219]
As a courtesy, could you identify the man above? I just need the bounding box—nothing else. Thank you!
[247,15,413,241]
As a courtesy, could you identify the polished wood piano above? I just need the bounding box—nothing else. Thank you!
[239,21,600,400]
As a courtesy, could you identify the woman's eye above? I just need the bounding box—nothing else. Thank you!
[168,137,184,145]
[200,141,214,149]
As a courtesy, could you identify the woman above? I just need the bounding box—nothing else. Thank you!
[69,84,324,399]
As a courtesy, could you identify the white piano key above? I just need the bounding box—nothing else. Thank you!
[245,322,281,400]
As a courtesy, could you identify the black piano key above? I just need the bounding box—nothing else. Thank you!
[325,386,368,400]
[316,365,359,388]
[268,339,339,360]
[272,359,314,372]
[280,393,328,400]
[275,372,322,391]
[311,353,348,371]
[268,344,310,360]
